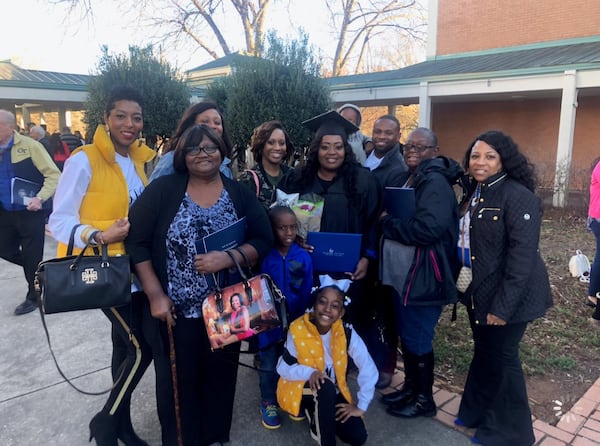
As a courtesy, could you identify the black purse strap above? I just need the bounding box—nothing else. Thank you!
[66,224,82,255]
[225,250,253,304]
[234,246,253,273]
[37,305,125,395]
[225,249,248,280]
[39,224,124,395]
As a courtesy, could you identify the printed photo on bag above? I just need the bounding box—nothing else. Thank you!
[202,275,281,350]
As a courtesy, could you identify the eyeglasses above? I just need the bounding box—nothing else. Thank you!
[404,143,436,152]
[184,145,220,156]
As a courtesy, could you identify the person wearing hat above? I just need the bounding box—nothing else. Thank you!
[278,110,382,358]
[337,104,373,164]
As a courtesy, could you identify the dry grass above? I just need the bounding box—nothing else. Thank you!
[433,207,600,424]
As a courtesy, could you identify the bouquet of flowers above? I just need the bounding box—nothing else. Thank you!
[273,190,324,239]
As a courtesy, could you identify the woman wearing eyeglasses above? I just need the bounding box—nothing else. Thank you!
[379,127,462,419]
[126,124,272,446]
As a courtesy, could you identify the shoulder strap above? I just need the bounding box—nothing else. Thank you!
[245,169,260,197]
[38,305,123,395]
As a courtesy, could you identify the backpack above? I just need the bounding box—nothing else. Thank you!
[569,250,591,282]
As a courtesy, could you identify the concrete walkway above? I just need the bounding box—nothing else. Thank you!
[0,236,597,445]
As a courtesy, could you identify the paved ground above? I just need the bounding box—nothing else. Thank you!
[0,236,598,445]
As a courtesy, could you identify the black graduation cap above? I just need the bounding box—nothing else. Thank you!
[302,110,359,138]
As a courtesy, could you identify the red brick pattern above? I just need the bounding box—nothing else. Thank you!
[433,97,600,184]
[377,369,600,445]
[436,0,600,56]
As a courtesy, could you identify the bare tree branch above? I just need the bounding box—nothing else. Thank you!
[326,0,426,76]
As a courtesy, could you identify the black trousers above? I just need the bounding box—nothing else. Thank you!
[345,265,397,373]
[100,292,153,420]
[149,314,240,446]
[303,379,367,446]
[0,208,47,301]
[458,312,534,446]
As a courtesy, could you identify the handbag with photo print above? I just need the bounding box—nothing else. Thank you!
[202,249,288,350]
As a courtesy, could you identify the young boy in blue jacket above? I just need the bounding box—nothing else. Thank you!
[258,206,313,429]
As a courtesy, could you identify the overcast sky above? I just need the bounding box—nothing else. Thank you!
[2,0,348,75]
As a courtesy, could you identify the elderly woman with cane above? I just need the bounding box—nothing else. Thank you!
[126,124,272,445]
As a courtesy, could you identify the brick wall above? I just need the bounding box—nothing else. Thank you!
[15,111,86,137]
[436,0,600,55]
[432,96,600,189]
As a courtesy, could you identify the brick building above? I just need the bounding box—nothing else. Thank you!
[328,0,600,206]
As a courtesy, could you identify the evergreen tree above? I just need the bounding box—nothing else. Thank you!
[207,32,331,165]
[84,45,190,148]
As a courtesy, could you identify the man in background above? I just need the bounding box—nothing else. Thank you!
[0,110,60,315]
[365,114,408,185]
[337,103,373,164]
[29,125,52,158]
[60,126,83,153]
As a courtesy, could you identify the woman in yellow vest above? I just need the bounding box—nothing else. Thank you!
[276,276,378,446]
[48,86,155,446]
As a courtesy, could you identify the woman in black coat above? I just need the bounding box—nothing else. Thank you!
[455,130,553,446]
[379,128,462,419]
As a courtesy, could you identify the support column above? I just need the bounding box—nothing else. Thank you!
[552,70,578,208]
[387,104,397,116]
[22,106,31,129]
[418,81,432,128]
[57,107,67,132]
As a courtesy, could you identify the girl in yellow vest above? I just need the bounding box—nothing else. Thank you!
[276,275,377,446]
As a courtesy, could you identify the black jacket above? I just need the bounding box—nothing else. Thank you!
[381,156,462,306]
[370,143,408,189]
[279,165,381,260]
[460,172,553,324]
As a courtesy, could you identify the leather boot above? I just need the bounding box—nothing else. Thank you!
[89,411,118,446]
[117,402,150,446]
[387,350,436,418]
[381,342,415,406]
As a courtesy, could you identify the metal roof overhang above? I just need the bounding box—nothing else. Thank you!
[328,65,600,107]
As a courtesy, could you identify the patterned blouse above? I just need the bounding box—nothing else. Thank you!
[166,189,238,318]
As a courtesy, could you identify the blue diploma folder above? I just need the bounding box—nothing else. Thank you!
[384,187,415,220]
[307,232,362,273]
[195,217,247,254]
[195,217,247,289]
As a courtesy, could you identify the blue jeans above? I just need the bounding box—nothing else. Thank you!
[258,343,283,403]
[395,303,443,356]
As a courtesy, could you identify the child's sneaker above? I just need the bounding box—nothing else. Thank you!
[289,413,306,422]
[260,401,281,429]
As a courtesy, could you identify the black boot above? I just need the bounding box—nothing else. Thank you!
[387,351,436,418]
[117,403,150,446]
[381,342,416,406]
[89,411,119,446]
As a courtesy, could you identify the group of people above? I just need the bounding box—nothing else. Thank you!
[0,85,557,446]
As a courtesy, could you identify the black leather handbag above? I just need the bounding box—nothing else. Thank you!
[35,225,131,314]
